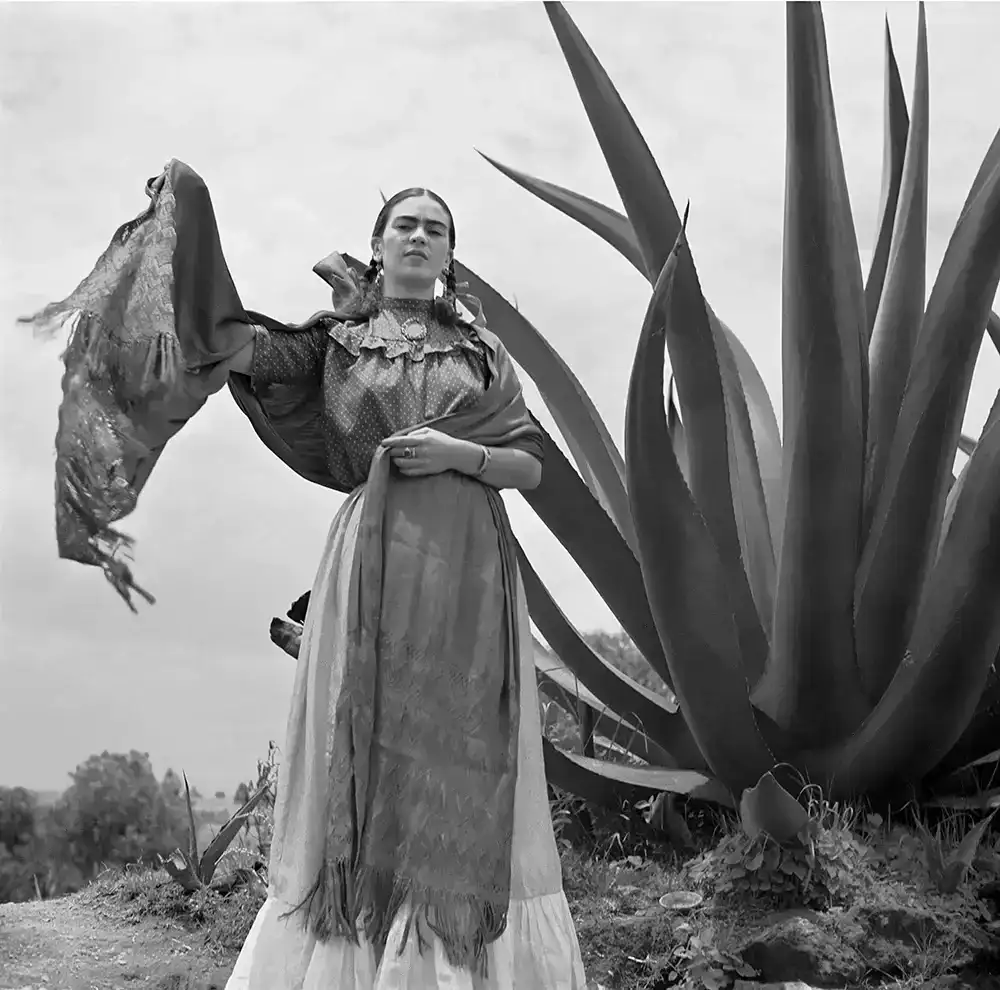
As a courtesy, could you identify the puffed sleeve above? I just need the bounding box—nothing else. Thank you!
[250,324,329,390]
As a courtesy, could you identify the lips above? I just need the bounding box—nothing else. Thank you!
[404,249,428,259]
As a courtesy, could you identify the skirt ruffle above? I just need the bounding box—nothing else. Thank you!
[225,889,584,990]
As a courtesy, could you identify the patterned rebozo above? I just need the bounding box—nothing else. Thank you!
[18,159,546,976]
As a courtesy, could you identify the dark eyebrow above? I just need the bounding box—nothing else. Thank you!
[393,213,448,230]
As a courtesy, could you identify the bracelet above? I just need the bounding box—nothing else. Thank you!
[472,444,491,478]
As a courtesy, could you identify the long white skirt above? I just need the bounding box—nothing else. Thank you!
[225,487,587,989]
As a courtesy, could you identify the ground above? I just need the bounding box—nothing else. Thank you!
[0,883,237,990]
[1,795,998,990]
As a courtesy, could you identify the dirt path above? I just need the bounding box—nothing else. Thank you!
[0,892,237,990]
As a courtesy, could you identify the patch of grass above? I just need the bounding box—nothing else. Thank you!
[561,844,681,990]
[555,786,999,990]
[147,966,233,990]
[84,862,266,957]
[62,779,998,990]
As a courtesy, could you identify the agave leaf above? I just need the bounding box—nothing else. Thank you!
[739,771,810,842]
[160,850,202,893]
[667,377,689,484]
[932,653,1000,779]
[542,1,777,634]
[453,260,636,552]
[200,781,270,886]
[542,737,734,809]
[519,547,706,769]
[479,153,785,551]
[863,3,929,562]
[855,129,1000,691]
[181,771,199,870]
[716,333,778,644]
[543,0,678,276]
[939,808,999,893]
[864,17,910,342]
[522,420,672,686]
[722,326,784,560]
[534,641,674,767]
[755,2,871,746]
[912,818,947,882]
[625,226,775,795]
[814,415,1000,795]
[650,212,771,679]
[939,389,1000,554]
[958,125,1000,222]
[476,151,646,272]
[923,782,1000,810]
[956,434,978,457]
[989,310,1000,355]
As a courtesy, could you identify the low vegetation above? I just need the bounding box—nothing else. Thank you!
[5,682,997,990]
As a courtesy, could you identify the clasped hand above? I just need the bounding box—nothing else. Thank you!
[380,428,470,478]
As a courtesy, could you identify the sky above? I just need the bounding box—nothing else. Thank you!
[1,1,998,797]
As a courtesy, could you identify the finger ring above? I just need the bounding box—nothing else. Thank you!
[404,447,414,459]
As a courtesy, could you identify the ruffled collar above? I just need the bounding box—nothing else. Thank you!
[327,300,483,363]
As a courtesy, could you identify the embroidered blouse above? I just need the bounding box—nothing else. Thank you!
[250,297,497,488]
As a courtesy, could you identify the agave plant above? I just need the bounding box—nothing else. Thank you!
[449,0,1000,806]
[158,770,270,893]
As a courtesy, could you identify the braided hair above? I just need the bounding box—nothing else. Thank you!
[348,188,461,327]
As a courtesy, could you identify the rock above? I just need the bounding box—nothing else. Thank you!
[658,890,704,911]
[739,914,865,988]
[977,879,1000,914]
[857,903,941,946]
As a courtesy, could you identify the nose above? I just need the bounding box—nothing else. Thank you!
[409,227,429,245]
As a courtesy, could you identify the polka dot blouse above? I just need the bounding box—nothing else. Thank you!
[250,298,492,489]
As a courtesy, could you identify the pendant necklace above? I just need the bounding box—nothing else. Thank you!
[399,317,428,342]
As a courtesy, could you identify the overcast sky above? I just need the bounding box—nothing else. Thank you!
[2,1,998,796]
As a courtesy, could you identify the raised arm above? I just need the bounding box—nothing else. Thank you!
[222,320,328,388]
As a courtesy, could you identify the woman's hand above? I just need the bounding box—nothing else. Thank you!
[380,428,475,478]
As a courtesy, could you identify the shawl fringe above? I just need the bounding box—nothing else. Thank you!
[278,859,508,978]
[21,299,183,611]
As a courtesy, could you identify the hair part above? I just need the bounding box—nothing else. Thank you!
[348,188,460,327]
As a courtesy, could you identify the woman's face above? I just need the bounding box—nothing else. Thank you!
[373,195,453,289]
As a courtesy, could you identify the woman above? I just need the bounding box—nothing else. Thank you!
[21,160,586,989]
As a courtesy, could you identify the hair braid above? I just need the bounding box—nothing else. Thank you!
[432,258,460,327]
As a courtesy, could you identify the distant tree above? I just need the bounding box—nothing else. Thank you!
[583,630,672,699]
[233,782,250,806]
[162,767,201,804]
[162,767,183,801]
[215,790,226,800]
[57,750,186,879]
[0,788,40,903]
[0,787,37,853]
